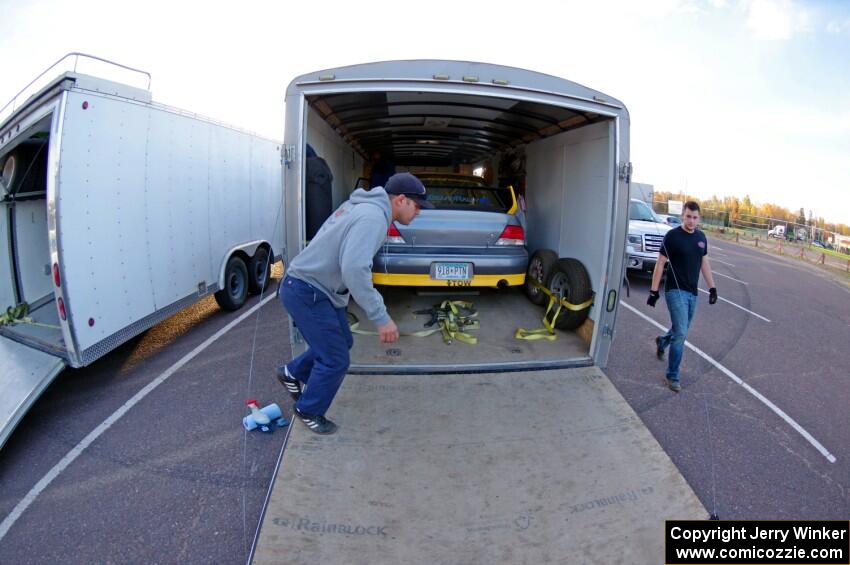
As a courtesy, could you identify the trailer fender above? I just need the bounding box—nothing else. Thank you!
[217,240,272,290]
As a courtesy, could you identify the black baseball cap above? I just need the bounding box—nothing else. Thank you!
[384,173,434,209]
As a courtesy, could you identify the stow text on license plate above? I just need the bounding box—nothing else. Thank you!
[433,263,472,280]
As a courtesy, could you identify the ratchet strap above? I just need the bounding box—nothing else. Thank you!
[515,280,593,341]
[416,300,480,345]
[348,300,480,345]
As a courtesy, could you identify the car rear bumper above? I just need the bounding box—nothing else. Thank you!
[373,272,526,287]
[372,249,528,287]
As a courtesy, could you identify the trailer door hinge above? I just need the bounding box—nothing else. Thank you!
[619,162,632,183]
[283,145,296,168]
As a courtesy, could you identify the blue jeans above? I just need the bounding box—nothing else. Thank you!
[279,276,353,416]
[658,289,698,383]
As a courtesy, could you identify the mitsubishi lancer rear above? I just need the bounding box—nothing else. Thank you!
[372,173,528,288]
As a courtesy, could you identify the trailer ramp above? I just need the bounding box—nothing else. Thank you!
[252,367,704,564]
[0,336,66,449]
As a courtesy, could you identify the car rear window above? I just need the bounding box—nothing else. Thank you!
[419,176,486,188]
[424,185,512,212]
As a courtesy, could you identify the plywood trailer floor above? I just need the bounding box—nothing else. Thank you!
[251,367,705,564]
[346,287,590,372]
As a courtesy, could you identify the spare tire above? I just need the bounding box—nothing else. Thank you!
[525,249,558,305]
[547,258,593,330]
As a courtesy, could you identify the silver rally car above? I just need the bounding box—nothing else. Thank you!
[372,173,528,288]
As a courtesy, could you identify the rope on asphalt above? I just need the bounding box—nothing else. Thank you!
[241,195,283,561]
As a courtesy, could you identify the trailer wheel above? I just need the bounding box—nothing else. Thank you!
[215,256,249,311]
[547,258,592,330]
[525,249,558,305]
[247,247,272,295]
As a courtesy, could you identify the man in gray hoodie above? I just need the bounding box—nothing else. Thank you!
[277,172,433,434]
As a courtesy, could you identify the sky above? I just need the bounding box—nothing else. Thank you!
[2,0,848,225]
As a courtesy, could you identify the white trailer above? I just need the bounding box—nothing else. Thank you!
[252,61,704,562]
[0,54,283,449]
[630,181,654,205]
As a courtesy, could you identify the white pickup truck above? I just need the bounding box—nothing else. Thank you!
[626,198,671,273]
[768,225,786,238]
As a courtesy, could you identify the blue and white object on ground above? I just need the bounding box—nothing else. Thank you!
[243,402,288,432]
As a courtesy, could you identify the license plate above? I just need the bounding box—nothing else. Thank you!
[433,262,472,280]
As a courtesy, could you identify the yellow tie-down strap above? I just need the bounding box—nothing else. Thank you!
[515,280,594,341]
[0,303,61,330]
[348,300,480,345]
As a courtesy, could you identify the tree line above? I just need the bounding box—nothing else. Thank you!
[653,190,850,236]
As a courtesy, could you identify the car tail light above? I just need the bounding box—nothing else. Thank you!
[57,297,67,321]
[495,225,525,246]
[386,223,405,244]
[53,263,61,287]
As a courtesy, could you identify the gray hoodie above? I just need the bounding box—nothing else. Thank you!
[286,187,392,326]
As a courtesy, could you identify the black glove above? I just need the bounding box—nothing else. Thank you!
[709,287,717,305]
[647,290,660,307]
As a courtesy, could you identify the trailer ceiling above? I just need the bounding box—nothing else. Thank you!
[307,91,605,167]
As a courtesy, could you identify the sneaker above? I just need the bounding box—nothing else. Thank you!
[294,407,338,435]
[276,365,302,401]
[655,337,665,360]
[666,379,682,392]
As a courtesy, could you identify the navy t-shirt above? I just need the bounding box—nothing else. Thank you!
[659,227,707,295]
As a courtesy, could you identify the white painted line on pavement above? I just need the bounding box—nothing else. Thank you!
[711,258,736,267]
[0,292,279,542]
[711,271,748,285]
[698,288,770,322]
[620,301,836,463]
[713,246,725,251]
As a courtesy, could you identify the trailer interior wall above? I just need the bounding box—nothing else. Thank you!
[14,196,52,305]
[306,107,365,207]
[1,114,55,306]
[525,120,614,328]
[0,195,14,309]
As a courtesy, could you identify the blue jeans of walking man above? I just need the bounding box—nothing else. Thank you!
[658,289,698,384]
[280,276,353,416]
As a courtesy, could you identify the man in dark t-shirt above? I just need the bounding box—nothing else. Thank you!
[646,201,718,392]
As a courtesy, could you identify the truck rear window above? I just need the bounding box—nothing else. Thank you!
[629,200,660,222]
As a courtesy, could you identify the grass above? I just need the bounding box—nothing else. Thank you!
[819,247,850,261]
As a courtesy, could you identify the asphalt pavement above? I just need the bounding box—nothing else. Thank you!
[0,286,295,564]
[0,237,848,563]
[609,236,849,519]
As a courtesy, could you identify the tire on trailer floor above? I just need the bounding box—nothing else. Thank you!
[215,255,249,311]
[547,257,592,330]
[524,249,559,306]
